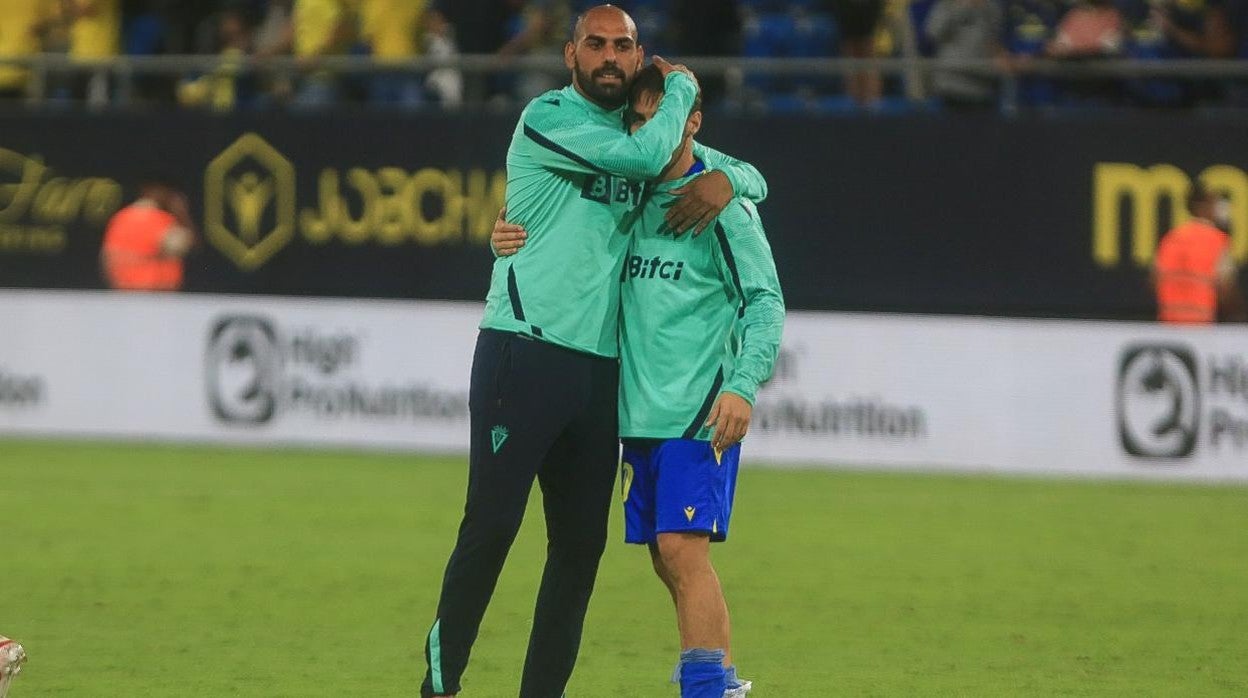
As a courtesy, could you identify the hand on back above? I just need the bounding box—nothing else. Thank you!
[491,207,527,256]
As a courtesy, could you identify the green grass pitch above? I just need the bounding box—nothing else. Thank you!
[2,439,1247,696]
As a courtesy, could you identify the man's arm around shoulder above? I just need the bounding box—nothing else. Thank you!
[519,73,698,181]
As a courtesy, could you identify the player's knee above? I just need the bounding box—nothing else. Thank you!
[650,544,681,588]
[648,544,668,579]
[656,532,709,584]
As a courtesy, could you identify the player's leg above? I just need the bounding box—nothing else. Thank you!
[623,442,674,608]
[656,532,730,652]
[629,445,713,692]
[652,543,752,696]
[624,444,681,627]
[653,440,744,697]
[648,541,679,611]
[519,352,620,697]
[421,331,575,698]
[653,442,738,655]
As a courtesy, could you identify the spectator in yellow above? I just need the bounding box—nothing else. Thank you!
[0,0,58,101]
[60,0,120,106]
[292,0,352,108]
[357,0,428,108]
[177,8,258,112]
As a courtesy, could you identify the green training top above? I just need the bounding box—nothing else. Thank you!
[618,159,785,440]
[481,72,770,358]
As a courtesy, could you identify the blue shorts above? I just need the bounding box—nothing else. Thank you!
[620,438,741,545]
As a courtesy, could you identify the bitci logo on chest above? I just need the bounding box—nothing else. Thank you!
[623,254,685,281]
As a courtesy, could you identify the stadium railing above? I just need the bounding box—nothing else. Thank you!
[2,53,1248,112]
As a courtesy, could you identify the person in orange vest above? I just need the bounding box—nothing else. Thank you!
[1153,183,1246,324]
[100,177,196,291]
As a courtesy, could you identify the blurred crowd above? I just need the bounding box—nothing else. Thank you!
[0,0,1245,112]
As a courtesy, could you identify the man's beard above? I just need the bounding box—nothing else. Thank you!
[575,60,629,108]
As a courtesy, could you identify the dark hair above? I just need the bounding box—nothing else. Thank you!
[1187,181,1214,215]
[628,64,703,115]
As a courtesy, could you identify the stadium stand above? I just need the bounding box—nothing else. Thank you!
[0,0,1246,112]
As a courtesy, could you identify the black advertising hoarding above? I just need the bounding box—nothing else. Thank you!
[698,114,1247,319]
[1,111,1245,319]
[0,112,512,300]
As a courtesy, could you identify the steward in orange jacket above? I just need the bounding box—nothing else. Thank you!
[1153,183,1246,324]
[101,178,195,291]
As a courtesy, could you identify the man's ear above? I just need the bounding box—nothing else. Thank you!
[563,41,576,70]
[636,44,645,71]
[686,110,703,139]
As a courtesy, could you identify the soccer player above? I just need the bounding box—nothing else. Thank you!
[494,64,785,698]
[619,65,784,698]
[420,6,768,698]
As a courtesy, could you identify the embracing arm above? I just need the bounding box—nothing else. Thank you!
[668,143,768,234]
[692,142,768,204]
[522,72,698,180]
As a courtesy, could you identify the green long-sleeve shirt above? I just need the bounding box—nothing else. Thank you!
[618,160,785,440]
[481,73,769,358]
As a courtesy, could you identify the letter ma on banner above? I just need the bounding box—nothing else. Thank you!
[1093,163,1248,268]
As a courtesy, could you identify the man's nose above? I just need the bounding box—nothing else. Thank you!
[603,45,617,62]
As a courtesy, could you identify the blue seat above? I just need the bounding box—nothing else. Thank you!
[764,92,808,113]
[742,14,773,57]
[791,12,838,92]
[742,13,795,94]
[759,12,798,49]
[791,12,836,57]
[631,8,670,56]
[747,9,847,113]
[124,13,165,55]
[814,94,861,113]
[1123,28,1186,106]
[871,95,921,115]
